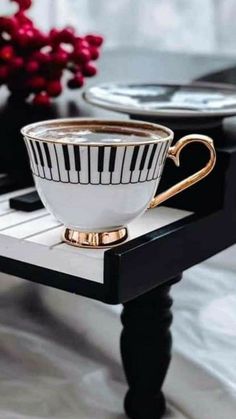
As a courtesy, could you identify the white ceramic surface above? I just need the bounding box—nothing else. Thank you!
[84,82,236,122]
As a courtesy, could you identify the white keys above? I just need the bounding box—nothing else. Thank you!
[27,140,39,176]
[54,143,69,183]
[112,146,126,184]
[0,200,12,215]
[48,143,60,182]
[130,145,144,183]
[34,141,45,178]
[39,142,52,180]
[68,144,79,184]
[90,146,100,184]
[24,139,37,175]
[154,143,167,179]
[147,143,163,180]
[1,214,59,239]
[101,147,111,185]
[139,144,155,182]
[121,146,134,184]
[79,146,89,184]
[0,208,47,230]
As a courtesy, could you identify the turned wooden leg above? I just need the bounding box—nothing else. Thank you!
[120,275,182,419]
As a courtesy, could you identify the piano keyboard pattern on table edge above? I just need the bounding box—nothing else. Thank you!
[24,139,171,185]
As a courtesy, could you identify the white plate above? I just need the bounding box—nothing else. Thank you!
[84,82,236,128]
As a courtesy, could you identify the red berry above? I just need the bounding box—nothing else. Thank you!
[14,0,32,11]
[82,63,97,77]
[46,80,62,97]
[25,60,39,73]
[31,30,48,47]
[28,76,46,92]
[49,28,61,45]
[10,56,24,71]
[0,45,14,61]
[59,27,75,43]
[72,48,91,64]
[90,46,100,60]
[51,50,68,67]
[33,92,51,106]
[85,34,103,47]
[0,17,18,34]
[25,28,34,41]
[14,28,30,47]
[32,51,50,64]
[14,11,33,26]
[74,38,90,49]
[0,65,9,82]
[67,73,84,89]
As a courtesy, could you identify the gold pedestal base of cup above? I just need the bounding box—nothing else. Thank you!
[63,227,128,248]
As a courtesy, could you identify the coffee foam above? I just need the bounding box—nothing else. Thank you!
[33,127,162,144]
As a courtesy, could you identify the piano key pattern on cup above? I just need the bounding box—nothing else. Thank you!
[24,139,171,185]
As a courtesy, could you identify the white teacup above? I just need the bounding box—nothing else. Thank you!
[21,118,216,248]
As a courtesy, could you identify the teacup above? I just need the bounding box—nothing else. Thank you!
[21,118,216,248]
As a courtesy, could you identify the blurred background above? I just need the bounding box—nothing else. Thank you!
[1,0,234,54]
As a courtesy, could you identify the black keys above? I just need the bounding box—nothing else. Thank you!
[9,191,44,212]
[147,144,157,170]
[35,142,45,168]
[109,147,117,172]
[139,144,149,171]
[98,146,105,172]
[29,141,38,166]
[130,146,139,171]
[43,142,52,169]
[74,146,81,172]
[62,145,70,171]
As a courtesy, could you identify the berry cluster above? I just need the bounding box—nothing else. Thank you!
[0,0,103,105]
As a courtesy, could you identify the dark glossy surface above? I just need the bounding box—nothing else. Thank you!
[9,191,43,212]
[121,276,181,419]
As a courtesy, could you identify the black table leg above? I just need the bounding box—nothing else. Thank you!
[120,274,182,419]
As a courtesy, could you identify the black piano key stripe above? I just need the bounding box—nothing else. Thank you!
[130,146,139,171]
[29,141,38,166]
[88,147,91,184]
[98,147,105,172]
[53,144,61,182]
[153,142,165,178]
[43,143,52,168]
[25,140,37,175]
[28,141,169,185]
[74,146,81,171]
[35,141,45,178]
[62,145,70,171]
[109,147,117,172]
[147,144,157,169]
[139,144,149,171]
[35,142,44,167]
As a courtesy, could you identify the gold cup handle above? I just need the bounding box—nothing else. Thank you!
[149,134,216,209]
